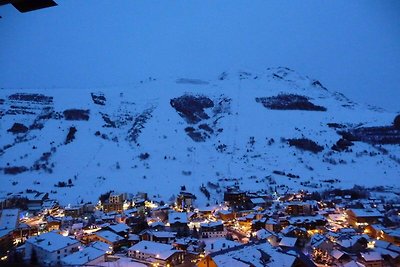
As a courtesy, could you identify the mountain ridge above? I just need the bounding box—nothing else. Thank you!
[0,67,399,205]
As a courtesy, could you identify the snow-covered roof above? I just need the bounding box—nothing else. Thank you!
[0,228,12,239]
[149,221,165,227]
[106,223,130,233]
[218,209,233,215]
[200,221,223,228]
[374,247,399,259]
[0,209,19,231]
[288,214,326,224]
[204,238,241,254]
[330,249,345,259]
[26,231,80,252]
[89,241,112,253]
[348,209,383,218]
[337,235,367,248]
[62,246,105,266]
[383,228,400,238]
[280,225,306,235]
[250,197,265,204]
[128,234,140,241]
[279,237,297,247]
[211,241,296,267]
[19,192,47,201]
[168,212,188,224]
[152,231,176,238]
[256,229,275,240]
[95,230,124,243]
[128,240,178,260]
[360,251,382,261]
[96,256,147,267]
[343,260,366,267]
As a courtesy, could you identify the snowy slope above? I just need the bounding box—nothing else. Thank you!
[0,67,399,205]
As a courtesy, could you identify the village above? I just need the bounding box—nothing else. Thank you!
[0,184,400,267]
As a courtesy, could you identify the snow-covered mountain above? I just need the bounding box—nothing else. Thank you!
[1,67,399,205]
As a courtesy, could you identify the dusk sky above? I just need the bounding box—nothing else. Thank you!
[1,1,399,111]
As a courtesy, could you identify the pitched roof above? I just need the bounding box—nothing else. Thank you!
[168,212,188,224]
[26,231,80,252]
[0,209,19,231]
[62,246,105,265]
[279,237,297,247]
[211,240,296,267]
[106,223,130,233]
[360,251,382,261]
[348,209,383,218]
[95,230,124,243]
[128,240,178,260]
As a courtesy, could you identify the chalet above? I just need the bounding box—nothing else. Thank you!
[25,231,80,266]
[109,192,124,204]
[381,228,400,245]
[252,218,267,231]
[265,218,280,232]
[42,199,59,213]
[23,191,49,212]
[125,216,148,234]
[249,197,267,208]
[133,198,146,213]
[172,237,201,252]
[139,229,176,243]
[197,206,215,218]
[197,240,311,267]
[128,240,184,266]
[102,223,130,238]
[279,236,299,248]
[255,229,279,245]
[102,201,123,213]
[89,241,113,254]
[330,249,351,264]
[337,235,368,254]
[281,225,308,239]
[364,224,386,239]
[311,234,334,253]
[168,212,189,234]
[359,251,383,267]
[204,238,241,254]
[217,209,235,221]
[286,201,313,216]
[46,216,61,231]
[223,187,248,210]
[64,205,84,218]
[288,214,327,230]
[177,191,196,211]
[61,246,106,267]
[150,206,169,222]
[200,221,226,238]
[373,240,400,265]
[149,221,166,231]
[14,222,37,243]
[90,230,126,251]
[346,209,383,228]
[0,209,19,256]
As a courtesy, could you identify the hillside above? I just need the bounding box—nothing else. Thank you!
[0,67,399,205]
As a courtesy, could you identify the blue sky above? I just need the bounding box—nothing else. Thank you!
[0,1,399,111]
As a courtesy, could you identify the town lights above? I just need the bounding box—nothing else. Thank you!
[367,241,375,249]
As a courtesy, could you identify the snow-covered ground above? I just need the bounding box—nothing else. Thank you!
[0,68,399,206]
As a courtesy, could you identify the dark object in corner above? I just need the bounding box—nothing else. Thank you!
[1,0,57,13]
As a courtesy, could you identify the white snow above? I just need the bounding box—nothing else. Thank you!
[0,69,399,206]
